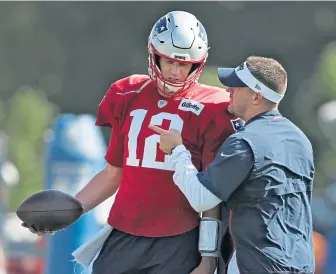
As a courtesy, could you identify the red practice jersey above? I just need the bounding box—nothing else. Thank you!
[95,74,243,237]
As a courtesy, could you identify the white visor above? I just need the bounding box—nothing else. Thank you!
[218,61,283,103]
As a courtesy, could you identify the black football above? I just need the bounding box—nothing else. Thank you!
[16,189,84,231]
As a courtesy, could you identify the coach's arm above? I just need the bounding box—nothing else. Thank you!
[170,135,254,211]
[149,123,254,212]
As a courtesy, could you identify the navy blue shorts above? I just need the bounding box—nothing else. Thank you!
[92,227,201,274]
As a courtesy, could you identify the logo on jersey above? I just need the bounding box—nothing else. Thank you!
[178,98,204,115]
[230,118,244,132]
[158,100,167,108]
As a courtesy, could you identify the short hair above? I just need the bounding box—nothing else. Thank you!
[246,56,288,96]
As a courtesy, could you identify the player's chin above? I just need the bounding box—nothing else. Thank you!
[157,86,179,98]
[160,89,181,98]
[166,90,180,97]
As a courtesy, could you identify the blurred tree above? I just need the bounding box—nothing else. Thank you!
[199,66,223,88]
[321,41,336,97]
[289,42,336,189]
[0,101,4,128]
[3,87,57,210]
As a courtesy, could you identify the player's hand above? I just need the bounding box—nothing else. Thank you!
[149,125,183,154]
[21,223,56,236]
[189,257,217,274]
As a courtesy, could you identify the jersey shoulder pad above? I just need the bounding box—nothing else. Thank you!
[103,74,151,111]
[96,74,151,127]
[109,74,151,96]
[194,84,230,105]
[194,84,244,132]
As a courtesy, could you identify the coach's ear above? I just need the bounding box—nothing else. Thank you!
[251,91,263,105]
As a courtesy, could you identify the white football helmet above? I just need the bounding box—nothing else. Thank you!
[148,11,209,96]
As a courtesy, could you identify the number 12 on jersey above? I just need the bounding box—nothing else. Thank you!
[126,109,184,170]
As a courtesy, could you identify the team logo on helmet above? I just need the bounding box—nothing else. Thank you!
[154,16,168,36]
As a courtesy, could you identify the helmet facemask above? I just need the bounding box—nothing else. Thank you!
[148,45,207,97]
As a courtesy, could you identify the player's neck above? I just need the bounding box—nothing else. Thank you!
[156,87,190,99]
[156,88,173,98]
[155,82,199,99]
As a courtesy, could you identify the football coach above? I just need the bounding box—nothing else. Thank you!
[150,56,315,274]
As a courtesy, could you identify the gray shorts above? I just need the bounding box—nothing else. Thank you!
[92,227,201,274]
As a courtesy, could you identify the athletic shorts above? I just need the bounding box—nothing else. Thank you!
[92,227,201,274]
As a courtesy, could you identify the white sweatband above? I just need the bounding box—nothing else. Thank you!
[236,61,283,103]
[198,217,222,257]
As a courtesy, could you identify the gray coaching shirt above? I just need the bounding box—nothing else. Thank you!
[197,110,315,274]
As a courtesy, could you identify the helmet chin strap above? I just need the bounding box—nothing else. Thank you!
[156,86,175,98]
[148,62,184,97]
[155,77,187,98]
[155,70,199,98]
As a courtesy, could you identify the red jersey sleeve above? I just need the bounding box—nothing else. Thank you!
[95,74,151,168]
[95,83,125,168]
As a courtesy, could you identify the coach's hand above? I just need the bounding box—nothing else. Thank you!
[21,223,56,236]
[149,125,183,155]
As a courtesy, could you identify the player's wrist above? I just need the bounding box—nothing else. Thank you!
[199,217,222,258]
[199,256,218,272]
[73,195,89,214]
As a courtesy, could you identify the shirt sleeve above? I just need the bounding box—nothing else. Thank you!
[95,84,124,167]
[170,145,223,212]
[197,134,254,201]
[169,134,254,211]
[104,128,124,168]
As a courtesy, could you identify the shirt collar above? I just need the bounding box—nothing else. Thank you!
[245,109,282,126]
